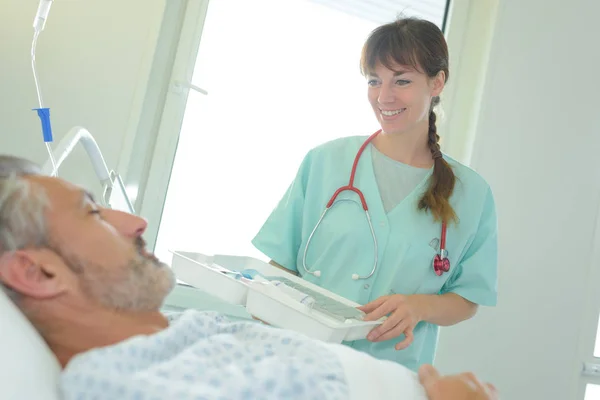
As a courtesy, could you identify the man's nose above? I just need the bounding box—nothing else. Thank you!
[132,216,148,237]
[106,209,148,237]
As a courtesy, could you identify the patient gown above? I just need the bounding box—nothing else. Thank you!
[60,310,426,400]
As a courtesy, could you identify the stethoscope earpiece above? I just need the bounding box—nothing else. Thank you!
[314,270,321,277]
[351,274,359,280]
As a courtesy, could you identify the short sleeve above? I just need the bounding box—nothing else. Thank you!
[251,151,314,273]
[441,186,498,306]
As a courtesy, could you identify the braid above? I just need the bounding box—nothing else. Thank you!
[418,107,457,224]
[428,111,443,160]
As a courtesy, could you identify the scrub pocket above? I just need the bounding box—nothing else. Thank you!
[389,242,450,295]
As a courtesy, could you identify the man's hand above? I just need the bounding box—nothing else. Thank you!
[418,364,498,400]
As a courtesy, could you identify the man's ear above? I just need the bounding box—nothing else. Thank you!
[0,250,67,299]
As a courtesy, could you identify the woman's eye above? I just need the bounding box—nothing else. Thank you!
[396,79,411,86]
[367,79,380,87]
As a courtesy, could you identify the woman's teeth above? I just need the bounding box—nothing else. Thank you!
[381,109,405,116]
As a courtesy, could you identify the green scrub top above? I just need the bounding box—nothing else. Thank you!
[252,136,498,371]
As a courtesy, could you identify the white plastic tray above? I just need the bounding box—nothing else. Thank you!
[170,251,383,343]
[170,251,259,305]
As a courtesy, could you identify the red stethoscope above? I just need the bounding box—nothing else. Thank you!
[302,130,450,280]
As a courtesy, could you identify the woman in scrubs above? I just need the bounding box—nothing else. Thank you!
[252,17,498,371]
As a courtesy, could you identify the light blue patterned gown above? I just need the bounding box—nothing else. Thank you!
[59,310,349,400]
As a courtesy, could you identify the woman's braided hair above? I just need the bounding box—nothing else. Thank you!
[360,17,457,223]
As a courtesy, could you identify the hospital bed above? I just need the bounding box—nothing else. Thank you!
[0,285,428,400]
[2,275,426,400]
[0,125,254,399]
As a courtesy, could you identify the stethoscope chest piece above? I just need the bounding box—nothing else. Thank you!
[433,249,450,276]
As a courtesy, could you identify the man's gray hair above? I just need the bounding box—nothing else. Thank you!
[0,156,48,301]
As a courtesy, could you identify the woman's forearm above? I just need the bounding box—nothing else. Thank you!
[413,293,478,326]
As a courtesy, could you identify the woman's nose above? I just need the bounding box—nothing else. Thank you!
[378,84,395,104]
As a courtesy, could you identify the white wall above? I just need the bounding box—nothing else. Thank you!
[434,0,600,399]
[0,0,166,197]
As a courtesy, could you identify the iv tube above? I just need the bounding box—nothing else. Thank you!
[32,0,58,176]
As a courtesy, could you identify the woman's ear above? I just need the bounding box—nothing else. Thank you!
[0,250,68,299]
[431,71,446,97]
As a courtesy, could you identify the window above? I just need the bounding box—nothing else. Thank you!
[147,0,450,265]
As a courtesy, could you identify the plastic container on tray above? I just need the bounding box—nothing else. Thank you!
[170,251,383,343]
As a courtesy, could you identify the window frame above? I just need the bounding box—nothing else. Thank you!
[137,0,211,251]
[576,199,600,398]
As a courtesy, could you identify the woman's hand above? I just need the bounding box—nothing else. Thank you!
[358,294,424,350]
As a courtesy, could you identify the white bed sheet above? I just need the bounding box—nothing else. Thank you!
[328,343,428,400]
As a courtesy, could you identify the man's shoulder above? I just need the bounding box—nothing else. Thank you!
[162,308,230,326]
[161,308,184,322]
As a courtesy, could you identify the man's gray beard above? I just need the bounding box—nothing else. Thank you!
[51,240,175,312]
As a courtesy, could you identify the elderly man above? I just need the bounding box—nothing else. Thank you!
[0,155,496,400]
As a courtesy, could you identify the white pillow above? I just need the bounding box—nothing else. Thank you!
[0,290,61,400]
